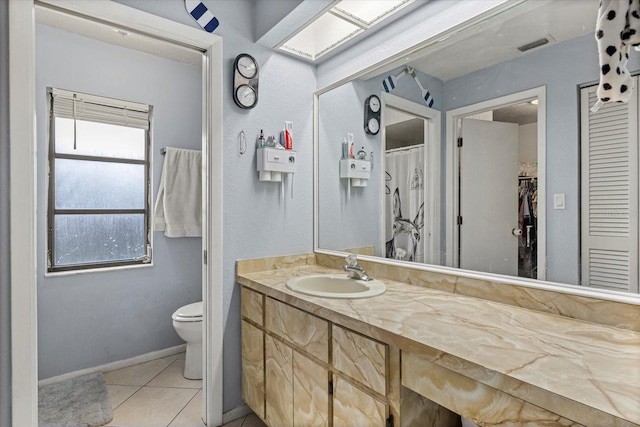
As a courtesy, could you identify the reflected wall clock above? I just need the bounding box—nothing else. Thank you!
[364,94,381,135]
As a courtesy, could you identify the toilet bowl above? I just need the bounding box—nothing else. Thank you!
[172,301,203,380]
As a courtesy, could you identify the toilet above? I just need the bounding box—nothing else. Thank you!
[172,301,203,380]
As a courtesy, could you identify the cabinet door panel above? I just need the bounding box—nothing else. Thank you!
[241,287,263,325]
[241,320,264,420]
[333,376,387,427]
[265,298,329,362]
[293,351,329,427]
[265,335,293,427]
[332,325,387,395]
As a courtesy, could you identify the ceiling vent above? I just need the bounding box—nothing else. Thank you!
[517,37,549,53]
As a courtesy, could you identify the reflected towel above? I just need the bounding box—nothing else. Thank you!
[154,147,202,237]
[592,0,640,112]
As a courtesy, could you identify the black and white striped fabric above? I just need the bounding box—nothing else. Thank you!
[593,0,640,112]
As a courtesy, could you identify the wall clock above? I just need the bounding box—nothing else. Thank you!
[364,94,381,135]
[233,54,259,109]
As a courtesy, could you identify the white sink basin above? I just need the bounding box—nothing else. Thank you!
[286,274,386,299]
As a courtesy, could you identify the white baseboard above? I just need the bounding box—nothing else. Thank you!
[38,344,187,387]
[222,403,252,424]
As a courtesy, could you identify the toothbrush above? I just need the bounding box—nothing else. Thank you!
[290,172,294,199]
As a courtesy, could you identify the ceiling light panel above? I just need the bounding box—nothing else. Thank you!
[332,0,413,26]
[280,12,363,61]
[278,0,414,62]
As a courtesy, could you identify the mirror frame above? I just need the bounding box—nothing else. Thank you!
[312,3,640,306]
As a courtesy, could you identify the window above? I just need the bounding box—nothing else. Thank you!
[47,88,152,272]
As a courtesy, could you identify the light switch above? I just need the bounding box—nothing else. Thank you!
[554,193,565,210]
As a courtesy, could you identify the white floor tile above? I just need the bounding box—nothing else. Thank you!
[147,359,202,389]
[243,413,267,427]
[168,389,205,427]
[106,384,141,409]
[106,386,198,427]
[104,355,178,386]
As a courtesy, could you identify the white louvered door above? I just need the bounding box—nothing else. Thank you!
[580,79,639,293]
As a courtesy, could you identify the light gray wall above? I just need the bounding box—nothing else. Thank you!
[112,0,316,412]
[0,0,12,424]
[36,24,203,379]
[519,123,537,163]
[316,0,507,89]
[318,79,382,254]
[444,32,640,285]
[318,67,444,256]
[254,0,303,42]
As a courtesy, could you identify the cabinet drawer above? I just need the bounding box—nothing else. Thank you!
[333,375,387,427]
[241,287,263,326]
[332,325,387,395]
[265,298,329,363]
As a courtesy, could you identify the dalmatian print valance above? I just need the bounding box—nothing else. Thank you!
[593,0,640,112]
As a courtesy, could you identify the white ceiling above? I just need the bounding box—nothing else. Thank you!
[407,0,598,82]
[35,5,203,67]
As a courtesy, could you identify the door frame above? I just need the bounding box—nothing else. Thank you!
[380,92,441,265]
[445,86,546,280]
[9,1,224,426]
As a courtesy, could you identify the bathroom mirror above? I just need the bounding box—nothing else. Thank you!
[316,0,640,297]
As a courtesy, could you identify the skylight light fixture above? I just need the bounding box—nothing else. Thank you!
[277,0,414,62]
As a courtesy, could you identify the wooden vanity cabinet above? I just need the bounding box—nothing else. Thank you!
[264,296,330,427]
[241,287,265,420]
[265,335,330,427]
[241,286,394,427]
[241,320,264,419]
[331,324,390,427]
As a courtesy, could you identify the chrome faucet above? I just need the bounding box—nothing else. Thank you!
[342,254,371,281]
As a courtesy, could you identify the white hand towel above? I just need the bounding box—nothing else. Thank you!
[154,147,202,237]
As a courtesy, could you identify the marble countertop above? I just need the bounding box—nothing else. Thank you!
[238,264,640,425]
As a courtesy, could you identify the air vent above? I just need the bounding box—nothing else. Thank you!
[517,37,549,52]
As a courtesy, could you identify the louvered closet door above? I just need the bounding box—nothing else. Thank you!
[581,79,639,293]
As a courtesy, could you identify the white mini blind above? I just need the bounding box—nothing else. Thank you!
[51,88,150,130]
[580,79,639,293]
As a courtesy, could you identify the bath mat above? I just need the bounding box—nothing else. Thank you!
[39,373,113,427]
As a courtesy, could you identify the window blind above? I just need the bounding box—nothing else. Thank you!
[50,88,150,131]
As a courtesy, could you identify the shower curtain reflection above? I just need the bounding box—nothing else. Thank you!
[385,146,425,262]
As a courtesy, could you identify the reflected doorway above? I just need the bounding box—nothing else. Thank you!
[446,87,546,280]
[381,93,441,266]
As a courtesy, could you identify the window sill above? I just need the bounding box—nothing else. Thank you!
[44,262,154,277]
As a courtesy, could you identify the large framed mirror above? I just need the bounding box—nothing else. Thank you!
[315,0,640,300]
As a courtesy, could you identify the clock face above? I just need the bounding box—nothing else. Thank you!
[369,95,381,113]
[367,117,380,134]
[236,85,257,108]
[237,55,257,79]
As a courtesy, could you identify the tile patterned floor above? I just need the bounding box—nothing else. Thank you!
[104,352,265,427]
